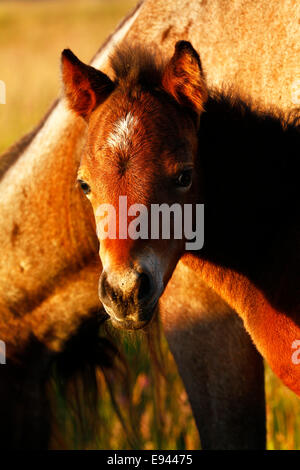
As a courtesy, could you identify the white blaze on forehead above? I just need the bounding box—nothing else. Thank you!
[107,112,139,151]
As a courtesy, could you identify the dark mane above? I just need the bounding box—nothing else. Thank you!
[200,88,299,211]
[199,90,300,228]
[205,87,300,132]
[110,43,165,89]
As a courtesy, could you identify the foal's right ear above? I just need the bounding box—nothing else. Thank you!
[61,49,114,119]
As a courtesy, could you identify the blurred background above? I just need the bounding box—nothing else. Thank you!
[0,0,299,450]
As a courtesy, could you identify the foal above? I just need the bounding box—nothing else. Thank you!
[61,41,300,396]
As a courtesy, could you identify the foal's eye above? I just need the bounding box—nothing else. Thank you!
[175,170,193,189]
[77,179,91,195]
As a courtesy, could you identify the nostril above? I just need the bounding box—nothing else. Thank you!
[100,272,120,306]
[99,272,112,303]
[99,272,107,300]
[138,272,152,302]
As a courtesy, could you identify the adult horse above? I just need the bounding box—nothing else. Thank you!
[2,0,298,448]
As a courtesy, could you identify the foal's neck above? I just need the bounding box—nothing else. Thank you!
[194,90,299,308]
[185,92,300,396]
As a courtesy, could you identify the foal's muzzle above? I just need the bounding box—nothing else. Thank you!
[98,268,159,330]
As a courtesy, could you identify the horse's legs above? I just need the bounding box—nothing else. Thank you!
[159,261,266,450]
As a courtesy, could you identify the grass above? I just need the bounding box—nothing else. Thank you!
[1,0,299,450]
[0,0,137,153]
[48,329,201,450]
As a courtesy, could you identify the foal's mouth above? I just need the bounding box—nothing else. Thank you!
[104,302,159,331]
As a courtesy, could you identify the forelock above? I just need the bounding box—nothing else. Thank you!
[109,43,165,90]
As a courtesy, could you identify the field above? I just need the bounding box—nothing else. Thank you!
[0,0,299,450]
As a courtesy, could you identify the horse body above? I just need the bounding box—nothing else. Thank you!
[1,0,298,448]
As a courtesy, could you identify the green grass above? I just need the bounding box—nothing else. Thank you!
[1,0,299,450]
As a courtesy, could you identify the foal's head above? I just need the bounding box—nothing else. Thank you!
[61,41,207,329]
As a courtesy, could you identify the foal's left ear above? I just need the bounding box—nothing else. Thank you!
[61,49,114,119]
[162,41,208,118]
